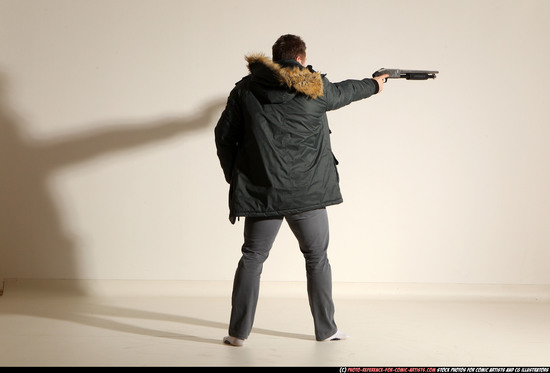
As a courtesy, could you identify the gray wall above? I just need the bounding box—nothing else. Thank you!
[1,0,549,285]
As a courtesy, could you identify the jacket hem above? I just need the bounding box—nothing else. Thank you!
[230,199,343,221]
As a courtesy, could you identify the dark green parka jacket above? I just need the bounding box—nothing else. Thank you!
[215,54,379,223]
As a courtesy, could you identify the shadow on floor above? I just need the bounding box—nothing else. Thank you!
[0,286,314,345]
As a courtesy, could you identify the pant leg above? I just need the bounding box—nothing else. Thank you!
[285,208,338,341]
[228,216,283,339]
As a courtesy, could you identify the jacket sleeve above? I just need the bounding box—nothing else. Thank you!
[215,86,244,183]
[323,76,379,111]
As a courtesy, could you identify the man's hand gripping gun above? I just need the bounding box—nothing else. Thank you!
[372,68,439,82]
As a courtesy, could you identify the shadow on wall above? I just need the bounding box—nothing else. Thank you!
[0,71,226,294]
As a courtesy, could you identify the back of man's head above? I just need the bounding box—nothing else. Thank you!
[272,34,306,62]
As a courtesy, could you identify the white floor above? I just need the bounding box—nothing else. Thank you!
[0,279,549,367]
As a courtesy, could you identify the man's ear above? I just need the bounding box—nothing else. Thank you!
[296,55,306,67]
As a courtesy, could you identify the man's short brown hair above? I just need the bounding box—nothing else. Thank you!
[272,34,306,62]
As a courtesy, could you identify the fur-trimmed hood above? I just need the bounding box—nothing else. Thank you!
[245,54,324,99]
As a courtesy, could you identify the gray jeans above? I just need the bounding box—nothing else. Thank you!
[228,208,337,341]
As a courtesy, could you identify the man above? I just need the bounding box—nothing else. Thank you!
[215,34,388,346]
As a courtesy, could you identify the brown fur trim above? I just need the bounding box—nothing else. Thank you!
[245,54,324,99]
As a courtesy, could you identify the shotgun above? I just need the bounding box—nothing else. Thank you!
[373,68,439,82]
